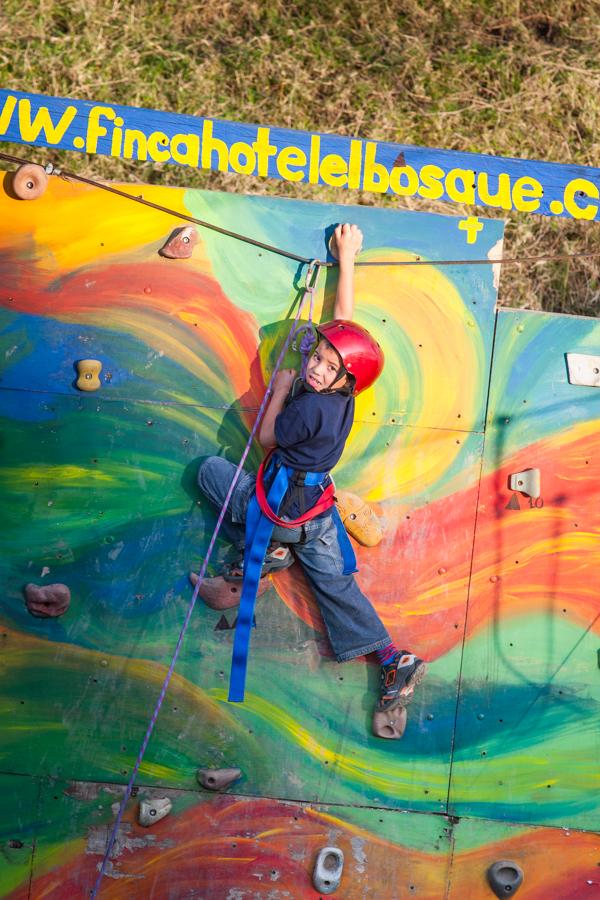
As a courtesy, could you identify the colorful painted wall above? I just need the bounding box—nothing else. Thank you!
[0,175,598,898]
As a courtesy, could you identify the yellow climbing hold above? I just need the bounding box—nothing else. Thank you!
[76,359,102,392]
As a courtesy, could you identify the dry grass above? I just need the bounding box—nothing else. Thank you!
[1,0,599,314]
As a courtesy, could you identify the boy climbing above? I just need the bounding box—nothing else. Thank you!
[193,223,426,739]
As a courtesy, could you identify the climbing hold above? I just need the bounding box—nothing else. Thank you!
[189,572,270,610]
[313,847,344,895]
[197,767,241,791]
[335,491,383,547]
[215,614,232,631]
[24,582,70,618]
[508,468,541,499]
[372,705,407,740]
[12,164,48,200]
[566,352,600,388]
[159,225,198,259]
[487,860,524,897]
[138,797,172,827]
[76,359,102,392]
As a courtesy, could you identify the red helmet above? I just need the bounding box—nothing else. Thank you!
[316,319,384,394]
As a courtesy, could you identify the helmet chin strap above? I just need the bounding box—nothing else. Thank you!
[329,367,349,390]
[317,366,353,394]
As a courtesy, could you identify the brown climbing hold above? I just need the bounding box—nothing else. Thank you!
[189,572,270,610]
[372,705,407,740]
[24,583,70,618]
[12,164,49,201]
[159,226,198,259]
[197,767,241,791]
[335,491,383,547]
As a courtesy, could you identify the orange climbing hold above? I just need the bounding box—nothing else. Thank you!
[335,490,383,547]
[159,225,198,259]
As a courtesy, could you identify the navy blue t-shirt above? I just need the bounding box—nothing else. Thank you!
[273,381,355,517]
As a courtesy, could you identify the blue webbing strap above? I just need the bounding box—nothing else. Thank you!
[228,457,357,701]
[228,458,288,701]
[331,505,358,575]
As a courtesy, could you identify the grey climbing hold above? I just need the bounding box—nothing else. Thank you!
[372,705,407,740]
[24,582,70,618]
[197,767,241,791]
[138,797,172,827]
[487,860,524,897]
[508,468,541,499]
[313,846,344,894]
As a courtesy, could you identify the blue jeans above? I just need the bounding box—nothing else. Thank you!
[198,456,391,662]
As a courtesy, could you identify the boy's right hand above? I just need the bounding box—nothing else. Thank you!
[273,368,296,394]
[334,223,363,262]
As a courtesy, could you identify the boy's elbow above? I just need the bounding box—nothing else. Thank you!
[258,427,276,448]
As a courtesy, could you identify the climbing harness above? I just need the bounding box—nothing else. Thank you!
[4,149,600,269]
[228,449,356,703]
[255,450,336,526]
[90,260,322,898]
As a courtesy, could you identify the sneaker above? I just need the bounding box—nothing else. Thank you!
[222,543,293,582]
[378,652,427,711]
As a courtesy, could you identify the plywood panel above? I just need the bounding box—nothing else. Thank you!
[22,782,453,899]
[0,774,38,899]
[450,310,600,829]
[448,816,600,900]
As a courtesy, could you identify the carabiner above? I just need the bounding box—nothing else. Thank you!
[304,259,321,292]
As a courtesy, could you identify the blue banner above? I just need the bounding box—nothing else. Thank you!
[1,88,599,221]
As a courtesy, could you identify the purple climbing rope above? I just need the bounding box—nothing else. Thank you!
[293,269,317,378]
[90,262,321,898]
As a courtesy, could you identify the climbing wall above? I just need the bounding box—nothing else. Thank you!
[0,172,598,898]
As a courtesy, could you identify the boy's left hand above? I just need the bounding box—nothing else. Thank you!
[272,368,297,394]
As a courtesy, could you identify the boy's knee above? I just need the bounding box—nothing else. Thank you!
[197,456,221,493]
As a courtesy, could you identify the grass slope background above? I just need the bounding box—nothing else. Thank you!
[1,0,599,315]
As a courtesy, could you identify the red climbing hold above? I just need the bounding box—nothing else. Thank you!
[24,582,70,617]
[12,164,49,201]
[159,225,198,259]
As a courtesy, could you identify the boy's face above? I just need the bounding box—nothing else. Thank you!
[305,339,347,392]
